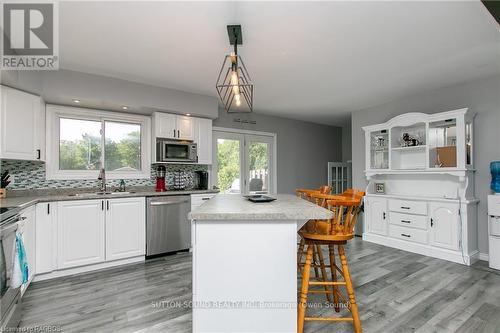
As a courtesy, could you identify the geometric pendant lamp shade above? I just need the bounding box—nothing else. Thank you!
[216,25,254,113]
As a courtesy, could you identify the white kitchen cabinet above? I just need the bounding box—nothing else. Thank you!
[153,112,194,140]
[429,202,459,250]
[194,118,213,165]
[19,206,36,294]
[105,197,145,261]
[0,85,45,161]
[366,197,387,236]
[57,200,105,269]
[35,202,57,274]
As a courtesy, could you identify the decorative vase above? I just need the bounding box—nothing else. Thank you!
[491,161,500,193]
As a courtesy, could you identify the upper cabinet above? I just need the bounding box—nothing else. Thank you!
[363,108,474,177]
[0,85,45,161]
[152,112,213,164]
[153,112,194,140]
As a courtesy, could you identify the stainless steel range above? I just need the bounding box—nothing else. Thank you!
[1,212,23,330]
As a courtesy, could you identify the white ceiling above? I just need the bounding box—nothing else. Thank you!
[59,1,499,125]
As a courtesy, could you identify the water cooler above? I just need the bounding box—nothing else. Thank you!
[488,195,500,270]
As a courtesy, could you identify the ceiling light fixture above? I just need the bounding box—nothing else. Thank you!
[122,106,128,110]
[186,113,191,116]
[73,99,80,103]
[216,25,253,113]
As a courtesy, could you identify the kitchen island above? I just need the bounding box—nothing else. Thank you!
[189,194,333,333]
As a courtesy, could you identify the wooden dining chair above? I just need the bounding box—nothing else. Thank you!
[297,198,363,333]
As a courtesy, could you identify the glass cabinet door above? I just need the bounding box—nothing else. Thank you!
[428,118,457,168]
[370,130,389,169]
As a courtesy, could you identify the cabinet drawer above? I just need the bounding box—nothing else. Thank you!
[389,212,428,230]
[389,225,428,244]
[388,199,427,215]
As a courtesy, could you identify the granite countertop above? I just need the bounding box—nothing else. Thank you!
[188,194,333,221]
[0,187,219,221]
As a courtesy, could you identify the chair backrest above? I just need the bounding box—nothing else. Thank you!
[295,186,332,202]
[326,199,362,237]
[341,188,366,200]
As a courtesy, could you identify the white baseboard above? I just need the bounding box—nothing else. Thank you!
[34,256,145,282]
[479,253,489,261]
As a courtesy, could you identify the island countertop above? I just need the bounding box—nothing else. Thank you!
[188,194,333,220]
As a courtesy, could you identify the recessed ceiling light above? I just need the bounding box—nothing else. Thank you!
[73,99,80,103]
[186,113,191,116]
[122,106,128,110]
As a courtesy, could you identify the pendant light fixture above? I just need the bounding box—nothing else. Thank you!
[216,25,253,113]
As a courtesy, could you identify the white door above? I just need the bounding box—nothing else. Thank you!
[195,118,212,165]
[20,206,36,291]
[0,85,39,160]
[212,129,276,194]
[155,112,177,139]
[57,200,105,269]
[35,202,57,274]
[429,202,459,250]
[105,197,146,261]
[177,115,195,140]
[367,197,387,236]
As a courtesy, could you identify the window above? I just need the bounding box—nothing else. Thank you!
[47,105,151,180]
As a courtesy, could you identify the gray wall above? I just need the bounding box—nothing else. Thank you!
[214,109,343,194]
[1,69,218,118]
[351,74,500,254]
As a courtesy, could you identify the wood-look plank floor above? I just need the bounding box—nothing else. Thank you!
[20,238,500,332]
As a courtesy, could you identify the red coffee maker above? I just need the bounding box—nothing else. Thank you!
[155,165,166,192]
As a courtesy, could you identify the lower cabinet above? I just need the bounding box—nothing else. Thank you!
[366,196,387,236]
[57,200,106,269]
[429,202,459,250]
[106,197,146,261]
[35,197,146,277]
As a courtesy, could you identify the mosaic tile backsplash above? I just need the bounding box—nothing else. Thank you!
[0,160,208,190]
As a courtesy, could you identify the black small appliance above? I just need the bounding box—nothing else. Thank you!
[195,171,209,190]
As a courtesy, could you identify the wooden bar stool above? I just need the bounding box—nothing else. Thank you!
[297,198,363,333]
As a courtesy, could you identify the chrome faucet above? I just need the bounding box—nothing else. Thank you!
[98,168,106,192]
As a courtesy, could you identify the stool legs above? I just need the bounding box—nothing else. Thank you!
[315,244,332,303]
[297,237,305,273]
[338,245,362,333]
[298,244,313,333]
[328,244,340,312]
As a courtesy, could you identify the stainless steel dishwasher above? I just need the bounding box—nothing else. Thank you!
[146,195,191,257]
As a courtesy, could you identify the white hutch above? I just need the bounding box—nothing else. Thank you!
[362,108,478,265]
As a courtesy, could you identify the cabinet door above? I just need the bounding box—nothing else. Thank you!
[429,202,459,250]
[0,86,40,160]
[177,115,195,140]
[57,200,105,269]
[20,206,36,291]
[35,202,57,274]
[155,112,177,139]
[367,197,387,235]
[195,118,212,164]
[105,197,145,261]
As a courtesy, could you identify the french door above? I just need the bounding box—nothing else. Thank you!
[212,129,276,194]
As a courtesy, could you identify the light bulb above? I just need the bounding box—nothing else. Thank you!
[235,94,241,107]
[230,70,240,95]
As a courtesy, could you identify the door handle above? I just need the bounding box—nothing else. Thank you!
[383,212,386,220]
[37,149,41,160]
[47,203,50,215]
[177,130,180,138]
[173,129,176,138]
[401,233,411,238]
[107,200,109,211]
[150,200,188,206]
[430,218,434,227]
[102,201,104,211]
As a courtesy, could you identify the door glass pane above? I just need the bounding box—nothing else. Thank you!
[248,142,269,194]
[104,122,141,171]
[428,119,457,168]
[59,118,102,170]
[216,138,241,194]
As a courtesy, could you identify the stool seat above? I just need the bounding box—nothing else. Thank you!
[300,232,354,242]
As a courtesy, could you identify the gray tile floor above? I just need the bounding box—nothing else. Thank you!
[20,238,500,332]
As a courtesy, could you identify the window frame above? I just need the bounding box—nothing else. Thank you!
[46,105,151,180]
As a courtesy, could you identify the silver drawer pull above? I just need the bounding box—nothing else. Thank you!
[401,220,411,224]
[401,233,411,238]
[401,206,411,210]
[151,200,188,206]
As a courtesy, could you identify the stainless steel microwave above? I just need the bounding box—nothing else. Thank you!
[156,139,198,163]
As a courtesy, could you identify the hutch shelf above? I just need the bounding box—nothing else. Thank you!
[362,108,478,265]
